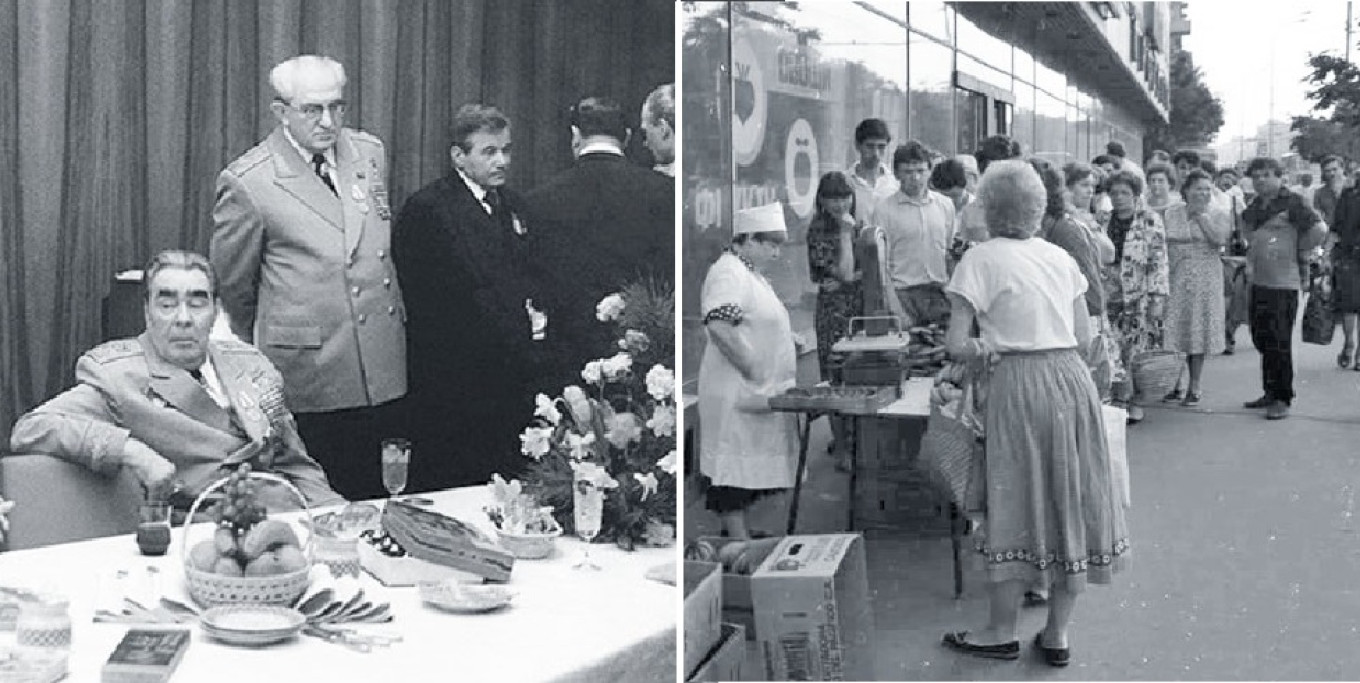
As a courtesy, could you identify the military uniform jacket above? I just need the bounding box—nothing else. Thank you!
[210,126,406,414]
[8,335,344,507]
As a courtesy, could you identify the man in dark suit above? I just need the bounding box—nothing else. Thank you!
[524,96,674,387]
[392,104,550,492]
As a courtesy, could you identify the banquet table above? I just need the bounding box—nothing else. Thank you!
[0,487,678,682]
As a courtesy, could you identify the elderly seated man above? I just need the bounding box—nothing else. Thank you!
[9,250,344,509]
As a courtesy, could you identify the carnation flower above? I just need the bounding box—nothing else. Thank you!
[647,404,676,437]
[605,412,643,449]
[562,385,592,426]
[595,293,626,322]
[657,450,677,476]
[619,329,651,354]
[645,365,675,402]
[565,431,597,460]
[634,472,659,501]
[602,352,634,381]
[533,393,561,425]
[519,426,553,460]
[581,360,605,385]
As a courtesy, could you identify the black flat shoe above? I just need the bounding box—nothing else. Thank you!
[1244,395,1272,409]
[1023,590,1048,607]
[1032,633,1071,667]
[941,631,1020,660]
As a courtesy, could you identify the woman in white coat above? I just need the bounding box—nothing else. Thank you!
[698,203,799,538]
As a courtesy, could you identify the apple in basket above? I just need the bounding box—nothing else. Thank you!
[187,465,308,577]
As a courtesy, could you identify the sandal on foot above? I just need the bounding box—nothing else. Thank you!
[1181,391,1202,407]
[1161,389,1183,402]
[1340,348,1355,369]
[1032,633,1071,667]
[941,632,1019,660]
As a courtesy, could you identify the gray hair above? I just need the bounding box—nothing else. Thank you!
[269,55,346,102]
[977,160,1045,239]
[642,83,674,128]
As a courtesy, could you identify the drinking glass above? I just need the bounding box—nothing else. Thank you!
[572,474,604,571]
[380,438,411,503]
[136,501,172,556]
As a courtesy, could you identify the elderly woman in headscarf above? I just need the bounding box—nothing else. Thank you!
[698,203,799,539]
[1103,168,1171,423]
[939,160,1128,667]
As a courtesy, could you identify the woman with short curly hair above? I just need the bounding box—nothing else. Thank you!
[939,161,1128,666]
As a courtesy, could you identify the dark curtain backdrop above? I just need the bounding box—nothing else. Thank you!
[0,0,674,443]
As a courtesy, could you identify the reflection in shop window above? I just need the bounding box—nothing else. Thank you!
[1035,57,1065,99]
[907,0,953,43]
[908,32,953,155]
[1012,80,1035,154]
[1034,91,1067,165]
[955,12,1012,76]
[1014,45,1034,84]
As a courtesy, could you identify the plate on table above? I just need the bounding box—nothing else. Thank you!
[418,581,514,614]
[200,605,305,646]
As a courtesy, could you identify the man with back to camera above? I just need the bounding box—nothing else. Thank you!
[1240,157,1329,420]
[9,250,343,509]
[873,140,957,328]
[523,95,673,387]
[847,118,899,223]
[640,83,675,177]
[209,55,405,500]
[392,104,551,490]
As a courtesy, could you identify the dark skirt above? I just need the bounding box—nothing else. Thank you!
[1333,248,1360,313]
[698,475,785,514]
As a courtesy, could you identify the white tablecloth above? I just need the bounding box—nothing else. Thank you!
[0,488,677,682]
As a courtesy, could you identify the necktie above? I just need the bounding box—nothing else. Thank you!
[312,153,337,195]
[190,368,226,408]
[485,189,513,232]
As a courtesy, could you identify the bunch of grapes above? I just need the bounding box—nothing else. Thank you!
[211,463,269,534]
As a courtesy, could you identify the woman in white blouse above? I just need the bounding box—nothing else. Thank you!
[939,161,1128,667]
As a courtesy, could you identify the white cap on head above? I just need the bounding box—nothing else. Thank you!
[733,203,787,237]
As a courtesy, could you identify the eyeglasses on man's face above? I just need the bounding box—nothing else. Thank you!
[285,100,347,121]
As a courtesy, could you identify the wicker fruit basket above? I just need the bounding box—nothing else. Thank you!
[181,470,314,608]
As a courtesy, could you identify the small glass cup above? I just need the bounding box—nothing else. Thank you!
[135,501,172,556]
[381,438,411,502]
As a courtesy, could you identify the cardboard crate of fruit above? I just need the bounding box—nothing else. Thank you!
[181,464,314,607]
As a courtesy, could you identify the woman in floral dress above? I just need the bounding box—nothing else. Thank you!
[1103,169,1170,424]
[806,172,863,471]
[1162,169,1230,405]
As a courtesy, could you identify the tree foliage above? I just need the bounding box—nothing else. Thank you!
[1142,51,1225,158]
[1293,54,1360,161]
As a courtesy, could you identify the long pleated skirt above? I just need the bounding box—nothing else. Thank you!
[975,348,1130,592]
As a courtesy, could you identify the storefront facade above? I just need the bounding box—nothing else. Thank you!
[681,1,1172,384]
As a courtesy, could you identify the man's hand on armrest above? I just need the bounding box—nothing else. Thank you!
[121,438,177,499]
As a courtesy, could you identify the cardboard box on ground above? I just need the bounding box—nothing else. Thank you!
[687,534,874,682]
[683,560,723,678]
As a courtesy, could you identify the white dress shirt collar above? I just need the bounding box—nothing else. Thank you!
[578,140,625,157]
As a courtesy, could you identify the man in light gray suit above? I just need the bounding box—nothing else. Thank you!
[9,251,343,509]
[210,55,405,500]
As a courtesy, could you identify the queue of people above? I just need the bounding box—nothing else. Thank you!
[9,54,675,509]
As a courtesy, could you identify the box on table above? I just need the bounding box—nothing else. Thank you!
[683,560,723,678]
[854,415,926,472]
[751,534,874,681]
[852,470,953,536]
[686,623,746,682]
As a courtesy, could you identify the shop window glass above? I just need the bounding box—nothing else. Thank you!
[1035,58,1065,98]
[1034,91,1068,165]
[682,1,910,359]
[1014,45,1034,84]
[957,53,1011,97]
[907,0,953,44]
[909,32,954,155]
[1012,80,1035,156]
[955,13,1012,77]
[681,2,735,384]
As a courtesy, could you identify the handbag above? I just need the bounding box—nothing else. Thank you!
[920,370,985,514]
[1302,265,1336,345]
[1101,405,1131,509]
[1130,323,1182,396]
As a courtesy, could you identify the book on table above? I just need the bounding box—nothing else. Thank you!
[101,628,191,683]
